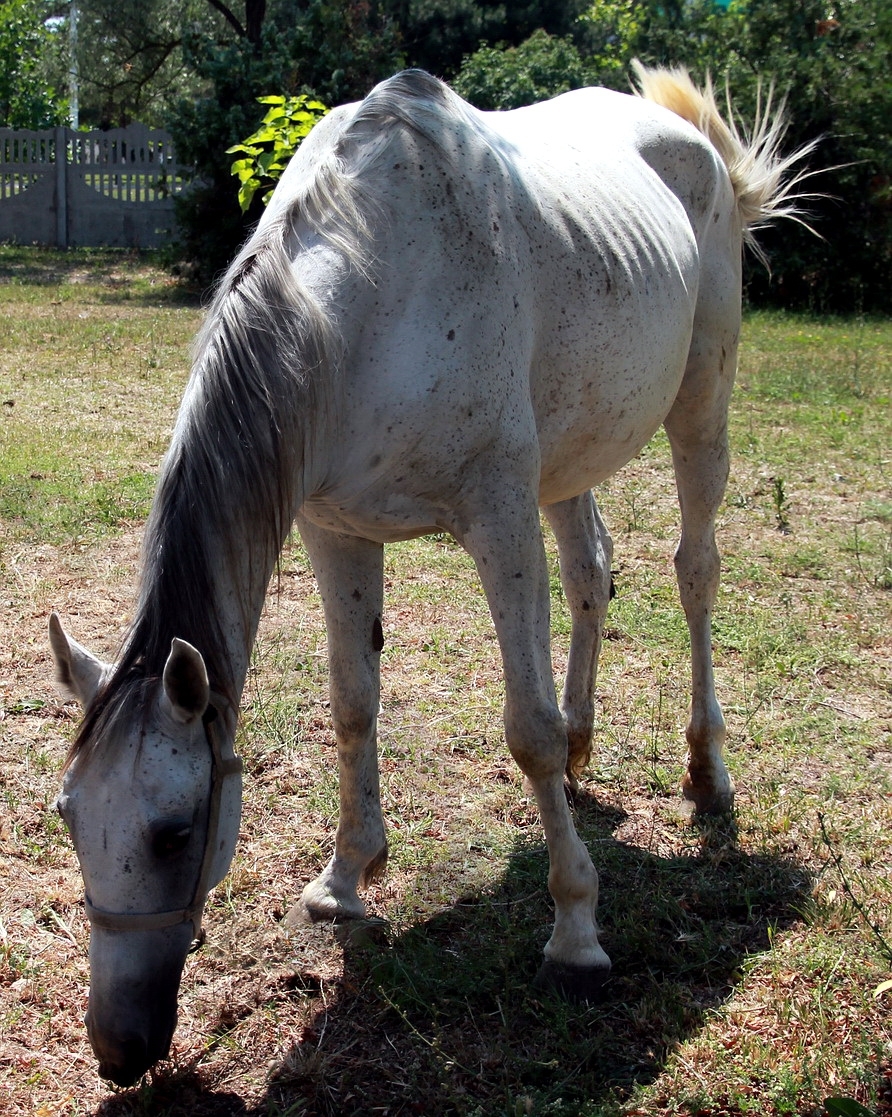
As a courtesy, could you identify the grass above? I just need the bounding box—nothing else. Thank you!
[0,250,890,1117]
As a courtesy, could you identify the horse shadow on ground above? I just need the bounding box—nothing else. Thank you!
[92,792,813,1117]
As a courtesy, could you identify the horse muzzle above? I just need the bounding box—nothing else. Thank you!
[88,1020,175,1088]
[85,925,190,1087]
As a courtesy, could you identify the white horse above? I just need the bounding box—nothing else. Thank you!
[49,65,811,1087]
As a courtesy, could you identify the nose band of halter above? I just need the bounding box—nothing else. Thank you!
[82,701,243,946]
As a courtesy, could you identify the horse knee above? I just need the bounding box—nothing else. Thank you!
[330,689,378,749]
[505,701,568,782]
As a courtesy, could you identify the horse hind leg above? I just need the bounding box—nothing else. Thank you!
[287,516,388,926]
[663,336,737,815]
[544,493,614,789]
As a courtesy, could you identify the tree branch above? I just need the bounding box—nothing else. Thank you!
[202,0,247,39]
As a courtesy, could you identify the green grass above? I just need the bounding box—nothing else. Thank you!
[1,253,890,1117]
[0,245,200,554]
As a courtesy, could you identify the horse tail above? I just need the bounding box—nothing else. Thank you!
[631,60,818,250]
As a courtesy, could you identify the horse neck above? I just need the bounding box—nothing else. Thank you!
[134,368,308,707]
[131,217,345,705]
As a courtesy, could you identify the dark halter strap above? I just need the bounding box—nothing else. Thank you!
[83,699,243,948]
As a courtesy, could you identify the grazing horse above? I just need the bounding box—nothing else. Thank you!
[49,65,811,1087]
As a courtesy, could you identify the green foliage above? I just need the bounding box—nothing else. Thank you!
[398,0,588,78]
[267,0,403,107]
[0,0,66,128]
[40,0,231,129]
[576,0,642,83]
[824,1100,879,1117]
[452,28,594,110]
[168,1,402,282]
[228,95,329,212]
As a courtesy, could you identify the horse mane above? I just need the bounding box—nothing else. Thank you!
[66,186,355,769]
[64,70,487,770]
[631,60,820,257]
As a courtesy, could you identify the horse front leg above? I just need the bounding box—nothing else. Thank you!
[289,516,387,924]
[544,493,614,789]
[460,502,611,997]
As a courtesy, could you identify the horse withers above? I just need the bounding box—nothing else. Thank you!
[49,65,813,1087]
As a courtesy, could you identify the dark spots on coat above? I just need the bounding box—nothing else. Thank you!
[369,454,381,468]
[352,589,362,601]
[513,571,523,579]
[372,617,385,652]
[124,862,131,874]
[582,600,591,611]
[447,329,455,341]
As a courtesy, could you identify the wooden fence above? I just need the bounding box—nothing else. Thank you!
[0,123,190,249]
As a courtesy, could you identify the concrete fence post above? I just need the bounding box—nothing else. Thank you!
[54,127,68,247]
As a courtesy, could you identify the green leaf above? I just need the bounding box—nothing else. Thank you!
[234,165,257,185]
[237,179,259,213]
[243,124,277,145]
[229,93,330,207]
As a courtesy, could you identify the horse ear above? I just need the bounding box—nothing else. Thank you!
[48,613,109,708]
[162,638,210,725]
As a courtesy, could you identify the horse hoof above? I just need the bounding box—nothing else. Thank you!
[283,898,363,929]
[532,958,611,1002]
[282,899,321,929]
[681,773,735,816]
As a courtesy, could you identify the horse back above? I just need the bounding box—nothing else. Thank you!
[271,74,741,526]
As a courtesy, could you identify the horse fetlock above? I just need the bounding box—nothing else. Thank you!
[564,722,593,781]
[359,843,388,887]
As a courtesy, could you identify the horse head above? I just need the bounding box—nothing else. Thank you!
[48,615,243,1087]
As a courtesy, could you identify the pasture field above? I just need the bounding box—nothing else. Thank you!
[0,247,890,1117]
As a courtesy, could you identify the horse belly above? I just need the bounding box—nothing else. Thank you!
[533,261,696,505]
[504,142,701,504]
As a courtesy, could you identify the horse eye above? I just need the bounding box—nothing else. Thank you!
[151,823,192,859]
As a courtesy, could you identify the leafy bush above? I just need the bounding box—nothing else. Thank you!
[228,95,330,213]
[0,0,67,128]
[452,29,595,110]
[167,2,401,285]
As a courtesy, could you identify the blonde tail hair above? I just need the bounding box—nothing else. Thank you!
[631,59,819,257]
